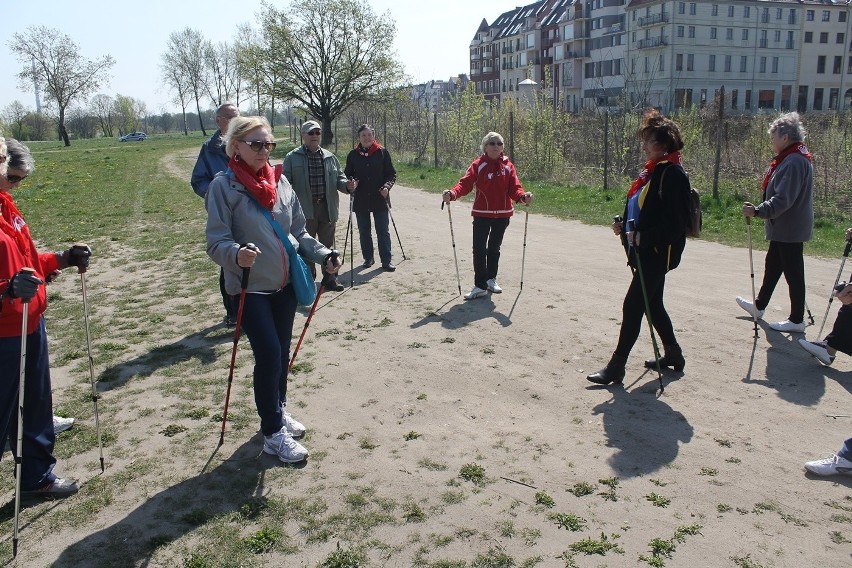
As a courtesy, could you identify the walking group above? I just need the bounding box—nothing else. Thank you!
[1,106,850,552]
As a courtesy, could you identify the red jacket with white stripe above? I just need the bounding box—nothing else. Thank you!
[448,154,525,218]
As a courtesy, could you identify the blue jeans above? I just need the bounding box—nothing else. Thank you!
[356,209,392,265]
[0,318,58,490]
[233,286,297,437]
[472,217,510,289]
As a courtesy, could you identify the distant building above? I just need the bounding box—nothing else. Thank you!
[410,75,470,111]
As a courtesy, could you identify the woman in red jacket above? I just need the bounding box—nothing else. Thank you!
[443,132,532,300]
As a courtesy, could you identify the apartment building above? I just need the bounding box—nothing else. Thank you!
[470,0,852,113]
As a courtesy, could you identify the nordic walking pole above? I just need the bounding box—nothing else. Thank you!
[348,191,354,288]
[805,301,815,326]
[79,260,104,473]
[289,252,339,373]
[386,198,407,260]
[13,267,36,558]
[520,206,529,290]
[219,244,256,445]
[629,229,664,394]
[818,239,852,337]
[746,216,759,338]
[442,199,462,296]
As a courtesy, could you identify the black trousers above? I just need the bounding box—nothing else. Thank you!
[826,303,852,356]
[472,217,510,289]
[755,240,806,324]
[614,253,677,358]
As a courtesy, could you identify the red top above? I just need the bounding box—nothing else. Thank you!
[0,192,59,336]
[449,154,525,218]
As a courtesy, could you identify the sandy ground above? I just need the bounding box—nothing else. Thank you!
[8,148,852,567]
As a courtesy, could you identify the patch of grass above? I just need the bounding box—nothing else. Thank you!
[403,502,426,523]
[403,431,421,441]
[568,532,624,556]
[521,527,541,547]
[731,554,768,568]
[441,490,466,504]
[645,493,671,507]
[471,547,515,567]
[699,467,718,476]
[550,512,586,532]
[568,481,596,497]
[481,347,495,354]
[408,341,428,348]
[725,457,741,464]
[159,424,188,437]
[319,545,367,567]
[416,393,427,400]
[459,463,486,485]
[598,476,619,501]
[290,360,314,374]
[373,317,393,327]
[673,524,702,542]
[717,503,732,513]
[649,478,668,487]
[358,437,378,450]
[829,531,850,544]
[418,457,448,471]
[831,513,852,524]
[441,336,456,343]
[534,491,555,508]
[714,437,732,447]
[242,526,281,554]
[497,519,515,537]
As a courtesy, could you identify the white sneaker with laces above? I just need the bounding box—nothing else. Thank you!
[736,296,764,319]
[798,339,835,365]
[53,415,74,434]
[464,286,487,300]
[282,409,306,438]
[486,278,502,293]
[769,319,806,333]
[263,428,308,463]
[804,453,852,476]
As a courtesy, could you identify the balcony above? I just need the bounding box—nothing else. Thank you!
[637,13,669,27]
[606,23,623,35]
[636,36,668,49]
[482,66,494,73]
[470,53,481,60]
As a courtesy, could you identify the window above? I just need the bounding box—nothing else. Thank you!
[727,28,734,41]
[835,56,843,74]
[700,89,707,107]
[740,56,747,73]
[728,5,734,17]
[760,30,767,48]
[724,55,732,72]
[772,57,779,74]
[744,6,750,18]
[821,32,829,44]
[839,34,846,45]
[760,57,767,73]
[787,31,795,49]
[776,8,782,20]
[674,89,692,109]
[848,56,852,74]
[789,9,797,25]
[814,88,824,111]
[761,7,769,23]
[807,9,814,21]
[742,29,749,41]
[709,54,716,72]
[711,27,717,40]
[842,12,848,23]
[712,4,718,16]
[676,53,683,71]
[830,88,840,110]
[759,90,775,109]
[689,3,696,15]
[677,26,684,38]
[731,89,738,109]
[817,55,826,74]
[745,89,752,110]
[659,54,664,72]
[823,10,830,22]
[689,26,695,38]
[678,2,685,15]
[774,30,781,43]
[804,31,813,43]
[644,57,649,73]
[687,53,694,71]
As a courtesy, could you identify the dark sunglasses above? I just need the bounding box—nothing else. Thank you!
[307,129,322,135]
[241,140,277,152]
[5,174,27,183]
[487,141,504,146]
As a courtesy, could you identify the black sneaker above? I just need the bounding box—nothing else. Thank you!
[322,278,345,292]
[223,315,237,328]
[363,259,375,268]
[381,263,396,272]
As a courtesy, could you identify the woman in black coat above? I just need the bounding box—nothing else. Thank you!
[344,124,397,271]
[587,110,692,385]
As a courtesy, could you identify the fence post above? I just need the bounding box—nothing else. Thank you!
[604,110,609,191]
[508,110,515,164]
[433,112,438,168]
[712,85,725,199]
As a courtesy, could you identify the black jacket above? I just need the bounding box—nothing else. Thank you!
[344,145,396,214]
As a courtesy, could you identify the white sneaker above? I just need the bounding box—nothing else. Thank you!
[53,415,74,434]
[804,453,852,476]
[769,319,806,333]
[464,286,487,300]
[263,428,308,463]
[798,339,835,366]
[282,409,306,438]
[486,278,502,294]
[736,296,764,319]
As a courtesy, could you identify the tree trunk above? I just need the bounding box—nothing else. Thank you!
[195,96,207,137]
[321,117,333,148]
[59,108,71,146]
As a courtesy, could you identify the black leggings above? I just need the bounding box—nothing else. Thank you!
[614,255,677,358]
[826,303,852,356]
[755,240,805,324]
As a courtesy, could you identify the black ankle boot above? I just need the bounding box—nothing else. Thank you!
[586,354,627,385]
[644,343,685,372]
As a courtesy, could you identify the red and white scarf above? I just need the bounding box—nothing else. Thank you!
[228,156,276,210]
[628,151,682,198]
[761,142,812,193]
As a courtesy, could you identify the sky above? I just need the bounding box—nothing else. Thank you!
[0,0,526,115]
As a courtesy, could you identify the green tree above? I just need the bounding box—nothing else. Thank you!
[162,28,211,136]
[10,26,115,146]
[261,0,405,146]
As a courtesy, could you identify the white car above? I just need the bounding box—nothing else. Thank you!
[119,132,147,142]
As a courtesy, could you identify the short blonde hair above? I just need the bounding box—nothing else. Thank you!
[768,112,806,142]
[223,116,271,158]
[480,131,504,154]
[0,136,7,177]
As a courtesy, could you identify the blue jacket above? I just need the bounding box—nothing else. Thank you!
[191,130,229,198]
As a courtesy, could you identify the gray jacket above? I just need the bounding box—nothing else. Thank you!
[206,171,331,295]
[282,145,349,222]
[755,152,813,243]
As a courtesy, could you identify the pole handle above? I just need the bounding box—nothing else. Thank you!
[19,267,36,304]
[240,244,258,289]
[746,216,751,226]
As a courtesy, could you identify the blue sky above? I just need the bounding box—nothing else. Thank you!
[0,0,524,114]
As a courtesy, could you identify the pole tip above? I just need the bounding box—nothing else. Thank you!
[100,458,105,473]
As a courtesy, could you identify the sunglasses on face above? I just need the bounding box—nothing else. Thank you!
[5,174,27,183]
[307,130,322,136]
[487,141,504,147]
[241,140,277,152]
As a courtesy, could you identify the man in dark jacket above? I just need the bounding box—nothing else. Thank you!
[282,120,354,291]
[191,102,240,325]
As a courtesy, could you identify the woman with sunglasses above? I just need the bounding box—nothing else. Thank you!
[206,116,341,464]
[442,131,532,300]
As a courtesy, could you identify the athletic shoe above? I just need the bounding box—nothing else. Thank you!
[22,477,79,498]
[321,278,345,292]
[769,319,806,333]
[798,339,835,366]
[363,259,374,268]
[381,263,396,272]
[464,286,487,300]
[263,428,308,463]
[736,296,764,319]
[486,278,503,294]
[804,453,852,476]
[53,415,75,434]
[283,409,306,438]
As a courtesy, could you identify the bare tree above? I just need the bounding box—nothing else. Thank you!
[261,0,405,146]
[163,28,212,136]
[206,41,242,106]
[2,101,29,139]
[161,45,195,135]
[89,94,115,137]
[9,26,115,146]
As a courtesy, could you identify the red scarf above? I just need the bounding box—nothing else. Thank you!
[761,142,813,192]
[0,191,31,260]
[628,151,682,198]
[356,142,383,157]
[228,156,276,210]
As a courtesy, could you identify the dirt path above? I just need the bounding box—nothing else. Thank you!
[23,150,852,566]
